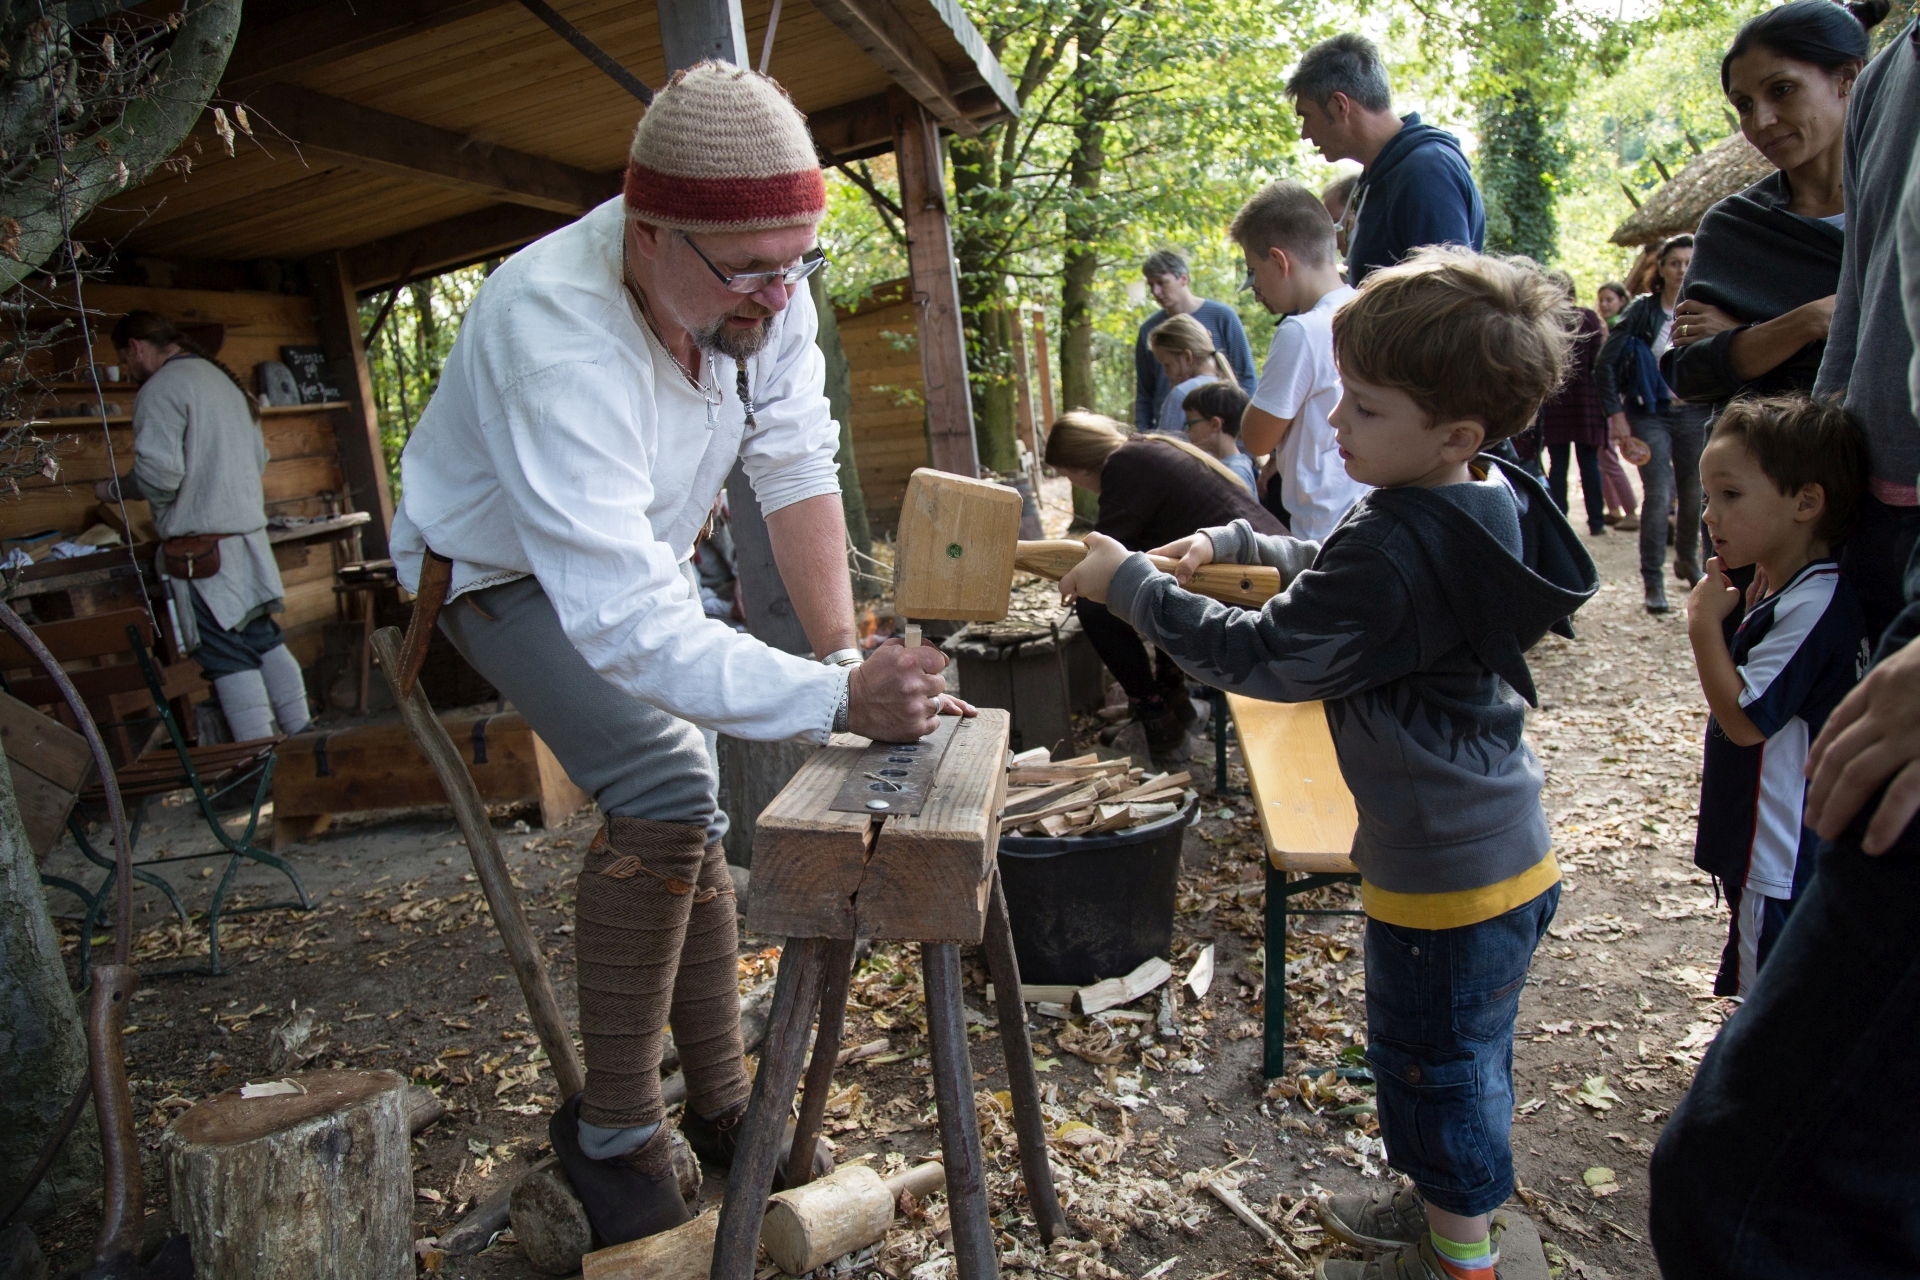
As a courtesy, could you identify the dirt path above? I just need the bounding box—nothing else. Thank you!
[25,508,1716,1280]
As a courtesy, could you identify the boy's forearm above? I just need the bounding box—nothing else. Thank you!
[1689,625,1765,746]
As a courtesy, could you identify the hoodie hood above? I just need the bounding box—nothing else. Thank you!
[1363,455,1599,706]
[1365,114,1470,187]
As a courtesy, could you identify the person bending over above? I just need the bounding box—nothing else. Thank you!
[1061,248,1596,1280]
[1043,411,1281,768]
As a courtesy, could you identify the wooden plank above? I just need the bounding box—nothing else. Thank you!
[855,708,1007,942]
[744,735,872,940]
[309,251,394,558]
[807,0,974,135]
[0,690,94,792]
[264,455,344,503]
[245,85,623,215]
[0,608,154,669]
[221,0,519,94]
[1226,693,1358,873]
[890,90,976,477]
[344,203,574,294]
[9,754,82,862]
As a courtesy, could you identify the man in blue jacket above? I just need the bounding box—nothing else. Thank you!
[1287,34,1486,286]
[1132,249,1257,433]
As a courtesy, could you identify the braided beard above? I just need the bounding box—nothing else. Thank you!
[692,312,774,362]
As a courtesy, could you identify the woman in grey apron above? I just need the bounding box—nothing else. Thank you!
[95,311,310,741]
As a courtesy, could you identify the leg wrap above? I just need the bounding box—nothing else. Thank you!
[672,843,750,1119]
[575,818,708,1129]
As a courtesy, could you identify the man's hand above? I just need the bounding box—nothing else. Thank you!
[1607,412,1632,445]
[845,640,974,742]
[1145,532,1216,587]
[1806,638,1920,853]
[1686,556,1741,634]
[1057,533,1132,606]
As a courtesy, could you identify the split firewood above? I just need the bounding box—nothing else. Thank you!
[1075,957,1174,1016]
[1002,778,1098,819]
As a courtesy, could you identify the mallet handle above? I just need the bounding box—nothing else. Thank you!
[1013,539,1281,609]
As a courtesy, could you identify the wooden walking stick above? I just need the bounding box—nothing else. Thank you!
[371,608,586,1101]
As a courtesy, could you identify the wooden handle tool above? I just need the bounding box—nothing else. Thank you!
[1012,539,1280,608]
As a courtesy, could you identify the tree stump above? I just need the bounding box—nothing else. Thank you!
[163,1069,412,1280]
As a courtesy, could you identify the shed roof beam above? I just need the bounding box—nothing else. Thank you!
[246,84,621,215]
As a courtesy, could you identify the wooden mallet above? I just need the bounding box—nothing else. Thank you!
[892,468,1282,627]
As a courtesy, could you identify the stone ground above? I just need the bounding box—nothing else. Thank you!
[22,474,1726,1280]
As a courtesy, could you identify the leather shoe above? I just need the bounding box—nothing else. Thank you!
[550,1093,688,1247]
[681,1098,833,1190]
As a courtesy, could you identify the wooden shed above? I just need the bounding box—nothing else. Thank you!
[2,0,1018,713]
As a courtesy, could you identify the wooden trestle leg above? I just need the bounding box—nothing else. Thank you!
[923,941,1000,1280]
[786,936,858,1188]
[710,935,831,1280]
[982,868,1067,1244]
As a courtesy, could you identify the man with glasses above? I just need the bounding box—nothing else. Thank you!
[390,61,965,1247]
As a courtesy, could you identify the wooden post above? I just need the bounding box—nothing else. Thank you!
[1008,305,1040,465]
[164,1070,413,1280]
[657,0,749,69]
[924,942,998,1280]
[785,936,857,1187]
[890,86,978,479]
[982,869,1067,1244]
[309,250,395,560]
[1029,306,1055,432]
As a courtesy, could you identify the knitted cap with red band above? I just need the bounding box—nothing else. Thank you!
[623,61,826,232]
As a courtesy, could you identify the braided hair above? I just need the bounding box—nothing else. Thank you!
[110,310,263,422]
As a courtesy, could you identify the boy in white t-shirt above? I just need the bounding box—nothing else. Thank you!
[1232,180,1371,541]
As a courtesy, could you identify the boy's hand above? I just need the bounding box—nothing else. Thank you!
[1058,532,1132,606]
[1744,564,1771,612]
[1686,556,1740,633]
[1144,532,1216,586]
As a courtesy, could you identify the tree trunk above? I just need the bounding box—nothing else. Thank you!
[0,0,244,291]
[0,746,100,1224]
[950,130,1020,474]
[164,1069,413,1280]
[810,272,871,569]
[1059,104,1108,419]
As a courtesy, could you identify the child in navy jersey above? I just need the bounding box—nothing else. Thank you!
[1687,396,1870,997]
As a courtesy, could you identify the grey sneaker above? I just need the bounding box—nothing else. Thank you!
[1315,1213,1506,1280]
[1316,1185,1427,1250]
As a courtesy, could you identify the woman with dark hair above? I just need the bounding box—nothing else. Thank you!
[1664,0,1879,414]
[95,310,311,741]
[1539,272,1611,535]
[1597,234,1712,612]
[1045,411,1283,764]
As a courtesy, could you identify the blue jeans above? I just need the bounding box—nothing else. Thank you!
[1364,884,1560,1217]
[1628,403,1710,586]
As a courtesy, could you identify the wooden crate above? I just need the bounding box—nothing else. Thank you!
[0,691,93,860]
[271,711,589,849]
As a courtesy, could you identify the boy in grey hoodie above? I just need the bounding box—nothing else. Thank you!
[1063,248,1598,1280]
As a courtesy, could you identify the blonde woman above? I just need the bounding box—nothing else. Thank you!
[1147,314,1235,440]
[1044,411,1283,765]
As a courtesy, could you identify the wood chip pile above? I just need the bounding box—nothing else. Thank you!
[1000,746,1196,838]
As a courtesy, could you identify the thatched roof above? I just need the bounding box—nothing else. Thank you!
[1610,133,1776,247]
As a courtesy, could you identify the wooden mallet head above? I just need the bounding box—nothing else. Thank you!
[892,468,1025,622]
[891,466,1284,622]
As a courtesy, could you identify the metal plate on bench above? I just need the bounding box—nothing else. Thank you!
[828,716,962,817]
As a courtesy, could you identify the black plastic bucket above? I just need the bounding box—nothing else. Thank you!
[995,797,1198,988]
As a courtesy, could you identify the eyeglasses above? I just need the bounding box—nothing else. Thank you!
[682,232,828,294]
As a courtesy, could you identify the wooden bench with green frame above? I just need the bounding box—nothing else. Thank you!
[1225,692,1362,1079]
[3,607,312,981]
